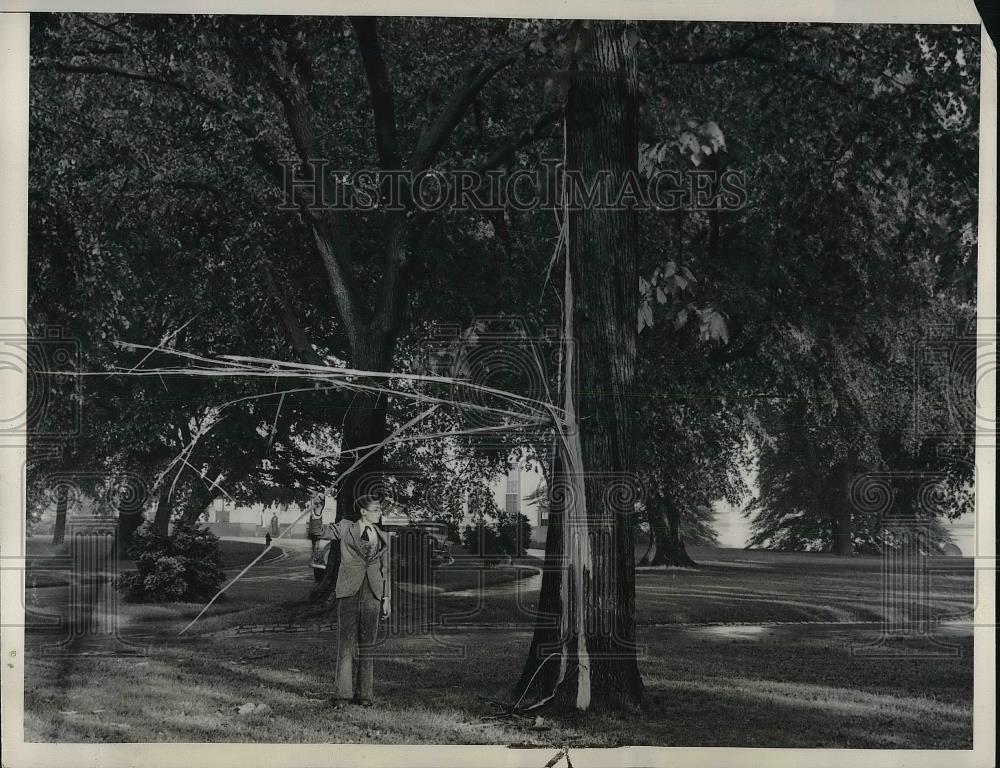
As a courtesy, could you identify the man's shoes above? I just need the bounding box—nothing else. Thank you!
[353,698,375,708]
[328,697,351,710]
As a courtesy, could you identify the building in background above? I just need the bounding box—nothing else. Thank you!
[504,467,521,517]
[459,461,544,529]
[203,496,338,539]
[202,461,546,541]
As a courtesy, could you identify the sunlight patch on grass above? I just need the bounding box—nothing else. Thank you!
[647,676,971,725]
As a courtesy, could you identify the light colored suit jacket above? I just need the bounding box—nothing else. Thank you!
[321,519,392,601]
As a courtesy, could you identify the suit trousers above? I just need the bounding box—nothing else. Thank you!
[334,576,381,701]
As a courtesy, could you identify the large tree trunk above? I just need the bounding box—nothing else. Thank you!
[331,346,392,523]
[517,21,642,713]
[52,483,69,545]
[308,342,392,605]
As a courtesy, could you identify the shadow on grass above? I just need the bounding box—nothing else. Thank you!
[22,547,975,747]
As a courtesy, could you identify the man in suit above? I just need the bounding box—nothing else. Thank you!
[319,492,392,707]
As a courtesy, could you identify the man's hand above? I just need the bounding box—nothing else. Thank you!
[381,597,391,619]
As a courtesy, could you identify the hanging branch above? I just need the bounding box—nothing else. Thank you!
[178,403,442,635]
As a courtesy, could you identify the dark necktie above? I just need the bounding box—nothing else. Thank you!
[361,526,375,557]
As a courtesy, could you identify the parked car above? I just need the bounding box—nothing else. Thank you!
[411,521,453,566]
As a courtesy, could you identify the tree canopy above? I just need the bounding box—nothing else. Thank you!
[28,18,978,566]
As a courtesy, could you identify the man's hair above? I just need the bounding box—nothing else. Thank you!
[354,492,385,512]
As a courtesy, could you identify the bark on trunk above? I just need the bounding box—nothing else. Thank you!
[517,21,643,713]
[52,484,68,545]
[332,363,392,523]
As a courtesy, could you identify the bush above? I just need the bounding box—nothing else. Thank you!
[114,523,226,603]
[497,514,532,557]
[462,523,496,556]
[462,514,532,557]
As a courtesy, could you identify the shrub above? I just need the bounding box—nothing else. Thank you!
[497,513,532,557]
[114,523,226,603]
[462,523,496,555]
[518,514,533,554]
[463,515,532,557]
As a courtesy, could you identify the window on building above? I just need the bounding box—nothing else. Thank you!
[505,491,519,516]
[505,467,521,516]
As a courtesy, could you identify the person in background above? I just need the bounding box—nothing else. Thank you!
[305,490,326,555]
[319,492,392,707]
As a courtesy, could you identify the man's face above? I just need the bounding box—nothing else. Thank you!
[359,501,382,524]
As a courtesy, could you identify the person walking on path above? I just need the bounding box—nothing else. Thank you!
[305,490,326,555]
[319,492,392,707]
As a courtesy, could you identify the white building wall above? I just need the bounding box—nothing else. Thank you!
[460,462,543,528]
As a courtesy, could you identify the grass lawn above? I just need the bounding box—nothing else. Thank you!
[25,536,283,566]
[218,540,285,569]
[22,545,974,747]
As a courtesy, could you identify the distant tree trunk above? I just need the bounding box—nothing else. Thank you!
[831,463,854,555]
[178,481,215,529]
[517,21,642,713]
[637,513,655,566]
[643,498,697,567]
[115,481,149,557]
[116,509,143,557]
[52,484,68,545]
